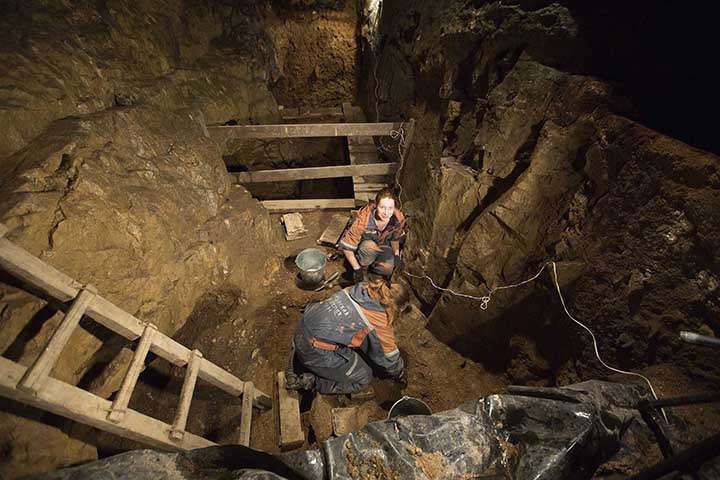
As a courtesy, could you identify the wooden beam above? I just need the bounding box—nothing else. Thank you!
[170,350,202,440]
[19,286,97,393]
[260,199,357,212]
[0,356,214,450]
[238,381,254,447]
[281,106,344,121]
[208,122,401,139]
[276,372,304,451]
[230,162,398,184]
[108,324,156,423]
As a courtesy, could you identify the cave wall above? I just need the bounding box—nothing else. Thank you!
[361,0,719,406]
[0,1,287,477]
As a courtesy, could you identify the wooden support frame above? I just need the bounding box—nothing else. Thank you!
[208,122,401,139]
[230,162,398,184]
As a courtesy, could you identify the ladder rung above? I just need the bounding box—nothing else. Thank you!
[108,324,156,423]
[18,286,97,393]
[238,381,254,447]
[169,350,202,441]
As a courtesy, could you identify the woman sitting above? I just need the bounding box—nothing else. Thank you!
[286,279,409,394]
[339,188,405,282]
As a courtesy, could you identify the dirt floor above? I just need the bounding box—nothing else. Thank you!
[91,208,719,459]
[94,210,505,456]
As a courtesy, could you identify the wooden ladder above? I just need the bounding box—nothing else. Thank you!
[0,223,269,450]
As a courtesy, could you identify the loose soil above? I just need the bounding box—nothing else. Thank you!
[95,211,505,456]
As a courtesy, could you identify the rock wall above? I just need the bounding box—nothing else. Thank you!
[0,1,284,477]
[361,0,720,425]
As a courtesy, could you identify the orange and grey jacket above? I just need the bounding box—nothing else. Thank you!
[339,204,405,252]
[296,283,404,377]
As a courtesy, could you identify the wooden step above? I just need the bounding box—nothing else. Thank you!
[238,381,254,447]
[170,349,202,441]
[18,286,97,393]
[108,324,156,423]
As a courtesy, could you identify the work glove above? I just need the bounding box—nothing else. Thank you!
[395,367,408,389]
[394,254,405,273]
[353,267,365,284]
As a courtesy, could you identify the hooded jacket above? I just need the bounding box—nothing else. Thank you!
[297,283,403,377]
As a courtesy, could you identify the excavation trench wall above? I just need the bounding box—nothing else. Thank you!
[360,0,720,420]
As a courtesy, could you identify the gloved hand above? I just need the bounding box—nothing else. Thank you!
[394,254,405,273]
[353,268,365,284]
[395,367,408,388]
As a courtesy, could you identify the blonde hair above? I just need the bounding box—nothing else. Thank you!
[366,279,409,325]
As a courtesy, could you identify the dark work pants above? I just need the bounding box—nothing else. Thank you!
[356,240,395,276]
[293,333,373,394]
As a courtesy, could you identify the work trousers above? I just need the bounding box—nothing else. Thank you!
[292,333,373,395]
[356,240,394,276]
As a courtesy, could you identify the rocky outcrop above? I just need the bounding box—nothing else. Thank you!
[362,0,720,438]
[0,1,287,477]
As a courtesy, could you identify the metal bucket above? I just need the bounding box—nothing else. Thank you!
[388,396,432,419]
[295,248,327,286]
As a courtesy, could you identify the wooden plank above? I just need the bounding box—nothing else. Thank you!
[276,372,304,451]
[260,199,356,212]
[108,324,156,423]
[230,162,398,184]
[347,144,378,153]
[281,106,344,121]
[207,122,401,139]
[18,287,97,393]
[238,381,254,447]
[170,350,202,440]
[354,183,389,192]
[199,358,271,410]
[317,213,351,247]
[0,356,214,451]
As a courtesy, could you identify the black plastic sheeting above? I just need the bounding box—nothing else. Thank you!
[31,380,656,480]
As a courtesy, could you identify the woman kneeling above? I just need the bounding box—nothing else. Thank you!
[287,279,409,394]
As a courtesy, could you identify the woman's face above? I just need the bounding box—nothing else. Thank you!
[376,197,395,222]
